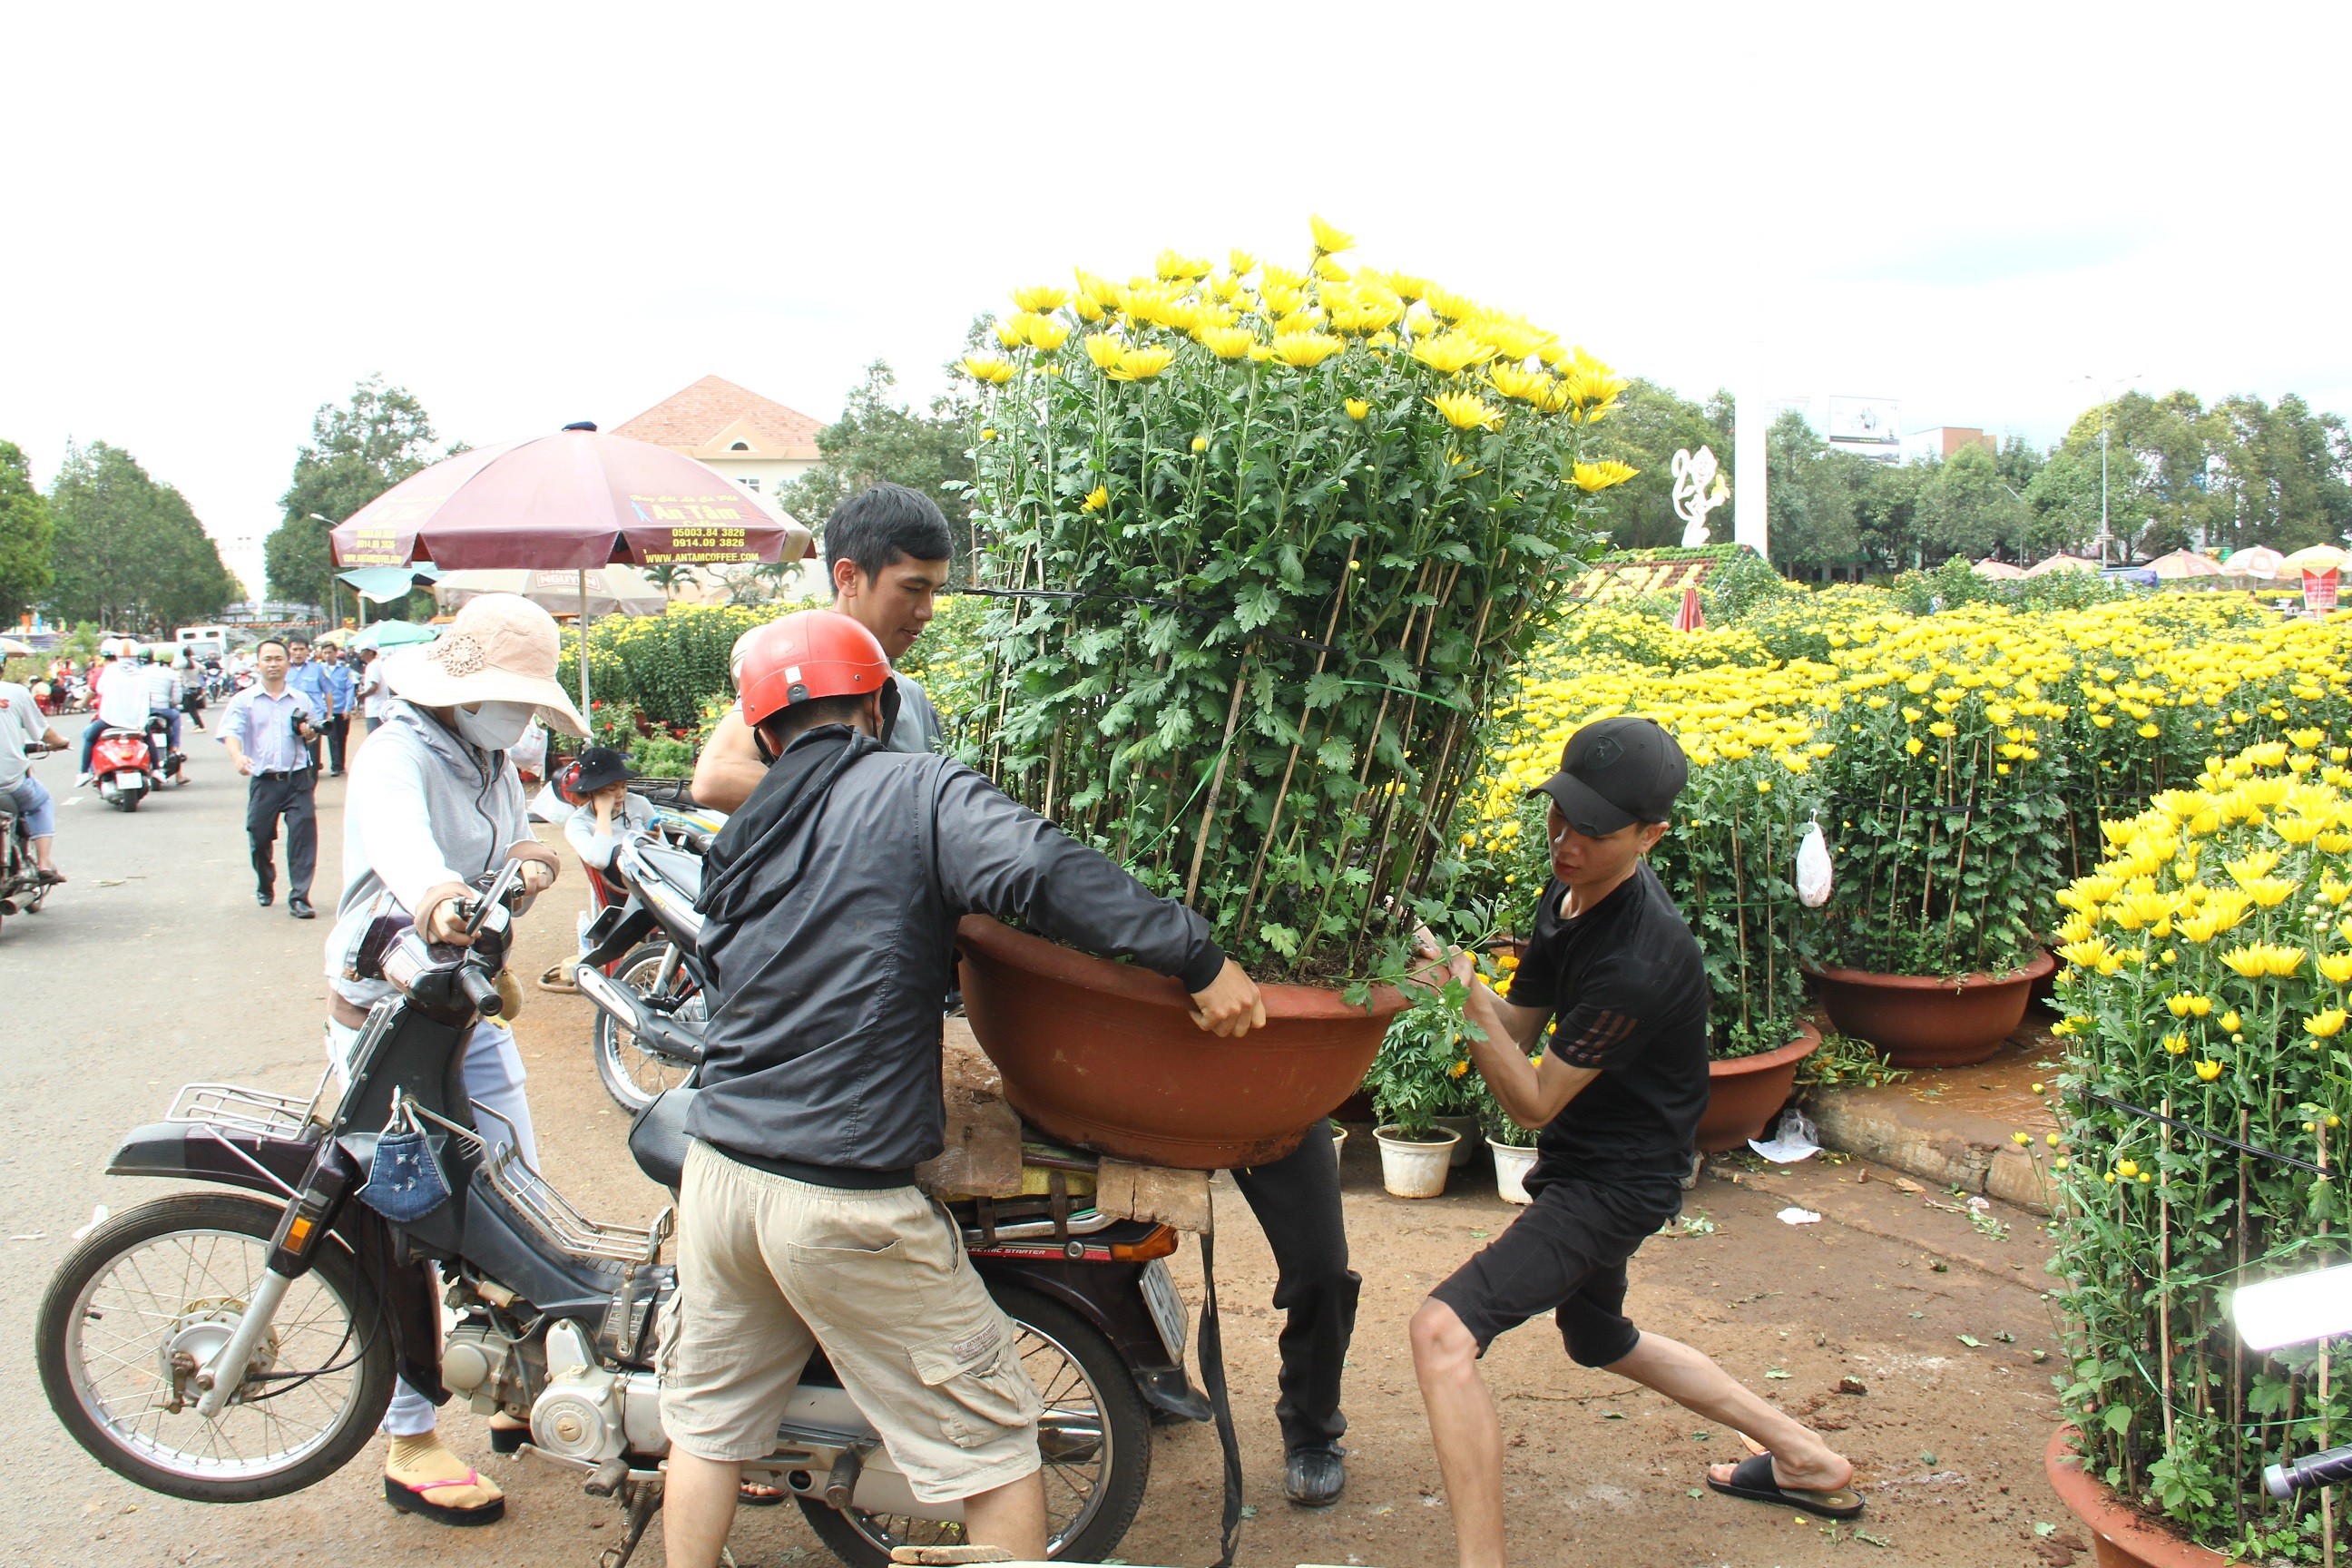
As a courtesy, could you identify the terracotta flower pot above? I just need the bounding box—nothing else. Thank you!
[1696,1023,1821,1154]
[1805,952,2057,1069]
[956,915,1409,1170]
[2043,1426,2230,1568]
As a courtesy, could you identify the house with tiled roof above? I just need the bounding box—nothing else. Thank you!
[611,375,827,501]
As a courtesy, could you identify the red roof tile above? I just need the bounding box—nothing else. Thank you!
[612,376,826,460]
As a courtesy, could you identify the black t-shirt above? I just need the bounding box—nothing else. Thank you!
[1504,861,1711,1184]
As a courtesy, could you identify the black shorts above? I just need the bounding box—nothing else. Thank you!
[1428,1173,1681,1367]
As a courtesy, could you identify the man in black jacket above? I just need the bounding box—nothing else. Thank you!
[661,610,1264,1568]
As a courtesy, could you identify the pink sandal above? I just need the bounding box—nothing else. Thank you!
[384,1468,506,1526]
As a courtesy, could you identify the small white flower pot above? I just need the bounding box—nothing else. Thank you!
[1329,1122,1348,1165]
[1490,1139,1540,1205]
[1376,1124,1460,1198]
[1435,1113,1482,1168]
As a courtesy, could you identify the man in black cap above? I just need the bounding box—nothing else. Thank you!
[1405,717,1859,1568]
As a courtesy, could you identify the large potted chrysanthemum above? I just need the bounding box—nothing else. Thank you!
[2043,736,2352,1566]
[947,218,1632,1168]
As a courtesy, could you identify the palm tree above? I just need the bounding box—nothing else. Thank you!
[644,563,693,602]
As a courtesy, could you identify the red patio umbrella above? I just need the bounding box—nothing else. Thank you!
[329,422,810,710]
[1672,584,1705,632]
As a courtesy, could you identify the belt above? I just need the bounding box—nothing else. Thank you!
[252,767,307,781]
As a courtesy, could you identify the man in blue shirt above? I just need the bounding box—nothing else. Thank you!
[283,636,335,775]
[316,644,358,775]
[216,639,323,916]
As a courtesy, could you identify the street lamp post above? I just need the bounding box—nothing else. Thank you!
[2080,373,2140,565]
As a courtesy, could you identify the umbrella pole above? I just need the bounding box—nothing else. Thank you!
[578,569,591,718]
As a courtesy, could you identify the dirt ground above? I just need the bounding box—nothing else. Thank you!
[18,810,2087,1567]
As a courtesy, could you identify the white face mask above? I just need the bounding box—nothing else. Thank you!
[453,701,537,751]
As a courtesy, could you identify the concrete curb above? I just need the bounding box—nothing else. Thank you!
[1800,1025,2066,1214]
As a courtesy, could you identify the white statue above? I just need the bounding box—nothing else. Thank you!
[1671,446,1731,547]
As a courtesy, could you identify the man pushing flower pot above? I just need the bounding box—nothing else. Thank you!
[661,607,1265,1568]
[1406,717,1861,1567]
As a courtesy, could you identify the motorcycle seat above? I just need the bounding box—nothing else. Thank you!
[630,1086,698,1191]
[635,843,703,899]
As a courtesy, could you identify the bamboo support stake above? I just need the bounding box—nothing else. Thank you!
[1182,665,1252,908]
[2159,1094,2175,1455]
[2323,1120,2336,1568]
[1237,544,1368,931]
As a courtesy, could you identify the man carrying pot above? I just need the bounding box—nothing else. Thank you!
[1406,717,1860,1568]
[661,608,1265,1568]
[692,481,951,813]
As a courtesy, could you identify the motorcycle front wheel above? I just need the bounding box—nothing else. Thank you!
[36,1191,394,1503]
[593,941,703,1112]
[796,1282,1152,1568]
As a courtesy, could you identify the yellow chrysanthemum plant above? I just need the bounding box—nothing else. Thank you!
[2047,737,2352,1556]
[953,218,1632,983]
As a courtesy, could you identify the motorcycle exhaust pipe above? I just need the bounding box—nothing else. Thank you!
[574,964,646,1032]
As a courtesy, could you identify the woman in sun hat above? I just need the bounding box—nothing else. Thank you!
[321,593,588,1527]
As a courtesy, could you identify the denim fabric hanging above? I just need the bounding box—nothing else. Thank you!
[358,1102,450,1223]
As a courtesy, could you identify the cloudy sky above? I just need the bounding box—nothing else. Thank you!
[5,3,2347,596]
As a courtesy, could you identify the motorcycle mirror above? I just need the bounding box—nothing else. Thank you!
[466,859,527,940]
[2233,1262,2352,1350]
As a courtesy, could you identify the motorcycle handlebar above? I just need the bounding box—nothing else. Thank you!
[458,966,503,1019]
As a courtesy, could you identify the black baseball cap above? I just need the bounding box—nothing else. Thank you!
[1531,717,1688,837]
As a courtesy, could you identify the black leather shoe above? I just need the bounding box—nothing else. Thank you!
[1285,1444,1346,1507]
[256,888,274,906]
[288,897,316,919]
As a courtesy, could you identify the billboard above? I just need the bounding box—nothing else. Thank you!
[1826,396,1901,449]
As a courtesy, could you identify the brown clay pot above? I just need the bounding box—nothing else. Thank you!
[1805,951,2057,1069]
[1696,1024,1821,1153]
[956,915,1409,1170]
[2043,1426,2230,1568]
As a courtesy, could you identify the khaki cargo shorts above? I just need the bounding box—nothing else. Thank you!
[659,1139,1044,1504]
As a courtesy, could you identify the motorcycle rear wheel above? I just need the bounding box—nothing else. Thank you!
[796,1282,1152,1568]
[112,791,140,812]
[593,941,702,1112]
[36,1191,394,1503]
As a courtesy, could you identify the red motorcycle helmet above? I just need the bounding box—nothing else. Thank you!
[735,610,899,741]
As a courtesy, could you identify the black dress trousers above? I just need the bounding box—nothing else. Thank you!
[1231,1117,1360,1453]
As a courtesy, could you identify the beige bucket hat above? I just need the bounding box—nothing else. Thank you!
[383,593,589,738]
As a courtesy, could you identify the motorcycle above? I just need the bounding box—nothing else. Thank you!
[0,742,62,936]
[577,819,714,1112]
[38,858,1207,1568]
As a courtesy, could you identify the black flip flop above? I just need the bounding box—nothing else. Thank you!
[739,1480,785,1507]
[384,1470,506,1526]
[1705,1453,1864,1520]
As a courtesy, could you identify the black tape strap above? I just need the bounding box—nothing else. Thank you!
[1197,1228,1244,1568]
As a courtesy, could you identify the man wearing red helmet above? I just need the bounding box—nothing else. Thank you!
[659,608,1266,1568]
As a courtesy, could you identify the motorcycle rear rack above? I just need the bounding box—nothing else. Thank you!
[413,1100,673,1268]
[165,1072,334,1142]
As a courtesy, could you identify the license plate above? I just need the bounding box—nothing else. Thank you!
[1139,1258,1190,1364]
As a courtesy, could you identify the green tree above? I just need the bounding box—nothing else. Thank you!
[1763,409,1865,577]
[0,440,56,626]
[778,358,977,576]
[267,376,456,612]
[1583,379,1737,548]
[2200,392,2352,554]
[2030,391,2210,559]
[1916,442,2033,562]
[46,442,239,632]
